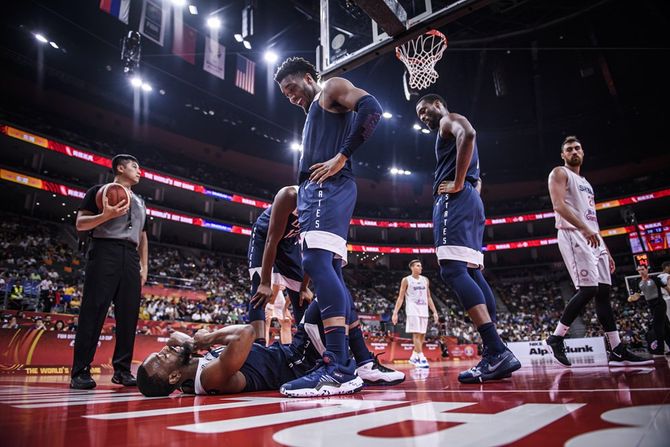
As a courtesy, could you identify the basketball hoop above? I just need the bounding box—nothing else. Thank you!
[396,30,448,91]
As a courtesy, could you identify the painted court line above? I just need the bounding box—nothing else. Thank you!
[363,387,670,393]
[85,397,295,420]
[1,392,142,404]
[13,395,167,409]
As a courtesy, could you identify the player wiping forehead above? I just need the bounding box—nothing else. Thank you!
[274,57,383,397]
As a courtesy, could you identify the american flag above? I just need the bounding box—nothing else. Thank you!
[235,54,255,94]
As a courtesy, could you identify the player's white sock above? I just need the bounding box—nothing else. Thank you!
[605,331,621,350]
[553,322,570,337]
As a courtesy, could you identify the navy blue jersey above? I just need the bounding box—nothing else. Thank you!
[433,135,480,195]
[253,205,300,243]
[299,98,356,184]
[240,313,322,392]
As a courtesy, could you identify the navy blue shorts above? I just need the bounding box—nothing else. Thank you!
[247,227,303,291]
[298,176,356,263]
[432,181,485,267]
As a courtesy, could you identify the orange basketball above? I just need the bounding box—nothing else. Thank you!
[95,183,130,211]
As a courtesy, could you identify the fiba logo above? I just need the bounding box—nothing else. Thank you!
[464,346,475,356]
[580,269,589,277]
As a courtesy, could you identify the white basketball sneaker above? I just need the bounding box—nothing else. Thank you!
[355,353,405,386]
[409,352,421,367]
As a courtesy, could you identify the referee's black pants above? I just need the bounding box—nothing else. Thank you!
[72,239,141,378]
[648,298,670,353]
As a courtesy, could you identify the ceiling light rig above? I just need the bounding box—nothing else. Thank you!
[390,167,411,176]
[206,16,222,30]
[264,50,278,64]
[231,2,254,50]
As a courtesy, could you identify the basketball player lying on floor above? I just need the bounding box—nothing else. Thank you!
[137,300,404,397]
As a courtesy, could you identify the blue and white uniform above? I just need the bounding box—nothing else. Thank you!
[194,303,324,394]
[247,192,302,291]
[432,135,484,267]
[298,92,357,264]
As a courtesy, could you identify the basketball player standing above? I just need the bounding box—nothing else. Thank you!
[416,94,520,383]
[275,57,382,396]
[392,259,439,368]
[545,136,652,367]
[264,285,293,345]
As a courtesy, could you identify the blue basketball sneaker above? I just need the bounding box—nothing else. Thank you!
[458,348,521,384]
[280,351,364,397]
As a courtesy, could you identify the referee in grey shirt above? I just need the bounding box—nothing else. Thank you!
[71,154,148,389]
[628,264,670,357]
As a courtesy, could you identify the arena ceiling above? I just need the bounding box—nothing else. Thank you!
[1,0,668,186]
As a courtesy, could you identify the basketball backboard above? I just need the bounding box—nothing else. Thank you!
[317,0,493,79]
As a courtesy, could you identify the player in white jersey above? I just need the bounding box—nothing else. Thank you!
[545,136,652,367]
[392,260,439,368]
[265,285,292,345]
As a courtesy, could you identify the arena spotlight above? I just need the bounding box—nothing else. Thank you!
[390,167,411,176]
[290,142,302,151]
[421,128,430,134]
[412,123,422,131]
[264,50,278,64]
[34,33,48,43]
[243,40,252,50]
[206,16,222,30]
[130,76,143,87]
[382,112,393,119]
[188,5,198,15]
[141,82,153,92]
[234,34,244,42]
[49,41,59,49]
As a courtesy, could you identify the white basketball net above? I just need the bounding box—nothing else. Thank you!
[396,30,448,90]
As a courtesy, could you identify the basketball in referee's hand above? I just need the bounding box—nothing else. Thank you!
[95,183,130,211]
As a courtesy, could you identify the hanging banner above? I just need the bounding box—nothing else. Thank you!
[139,0,169,46]
[203,37,226,80]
